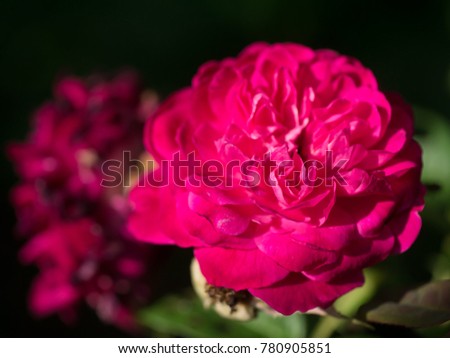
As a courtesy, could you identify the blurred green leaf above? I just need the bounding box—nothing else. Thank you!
[366,280,450,328]
[137,294,306,338]
[244,311,306,338]
[400,280,450,311]
[414,107,450,230]
[366,303,450,328]
[415,107,450,189]
[430,236,450,280]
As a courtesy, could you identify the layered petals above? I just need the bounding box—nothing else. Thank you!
[9,72,159,329]
[129,42,425,314]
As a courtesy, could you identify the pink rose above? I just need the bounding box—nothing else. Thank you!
[9,72,159,328]
[129,43,425,315]
[20,218,154,329]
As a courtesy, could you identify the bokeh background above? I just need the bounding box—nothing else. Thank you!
[1,0,449,337]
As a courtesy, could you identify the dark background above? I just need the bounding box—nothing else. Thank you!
[1,0,449,337]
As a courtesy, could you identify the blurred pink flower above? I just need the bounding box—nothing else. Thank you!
[129,43,425,315]
[9,72,159,329]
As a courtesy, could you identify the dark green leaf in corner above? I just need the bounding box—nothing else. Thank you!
[137,294,306,338]
[366,280,450,328]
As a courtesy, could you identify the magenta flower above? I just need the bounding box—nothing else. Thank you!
[129,43,425,315]
[9,72,158,328]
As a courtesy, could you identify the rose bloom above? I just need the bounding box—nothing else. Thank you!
[129,43,425,315]
[9,72,159,328]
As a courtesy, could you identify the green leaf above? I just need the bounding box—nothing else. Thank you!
[414,107,450,191]
[244,312,306,338]
[430,235,450,280]
[366,302,450,328]
[400,280,450,311]
[365,280,450,328]
[414,107,450,230]
[137,293,306,338]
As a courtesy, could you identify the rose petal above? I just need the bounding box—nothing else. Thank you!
[249,272,364,314]
[255,231,339,272]
[195,247,289,291]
